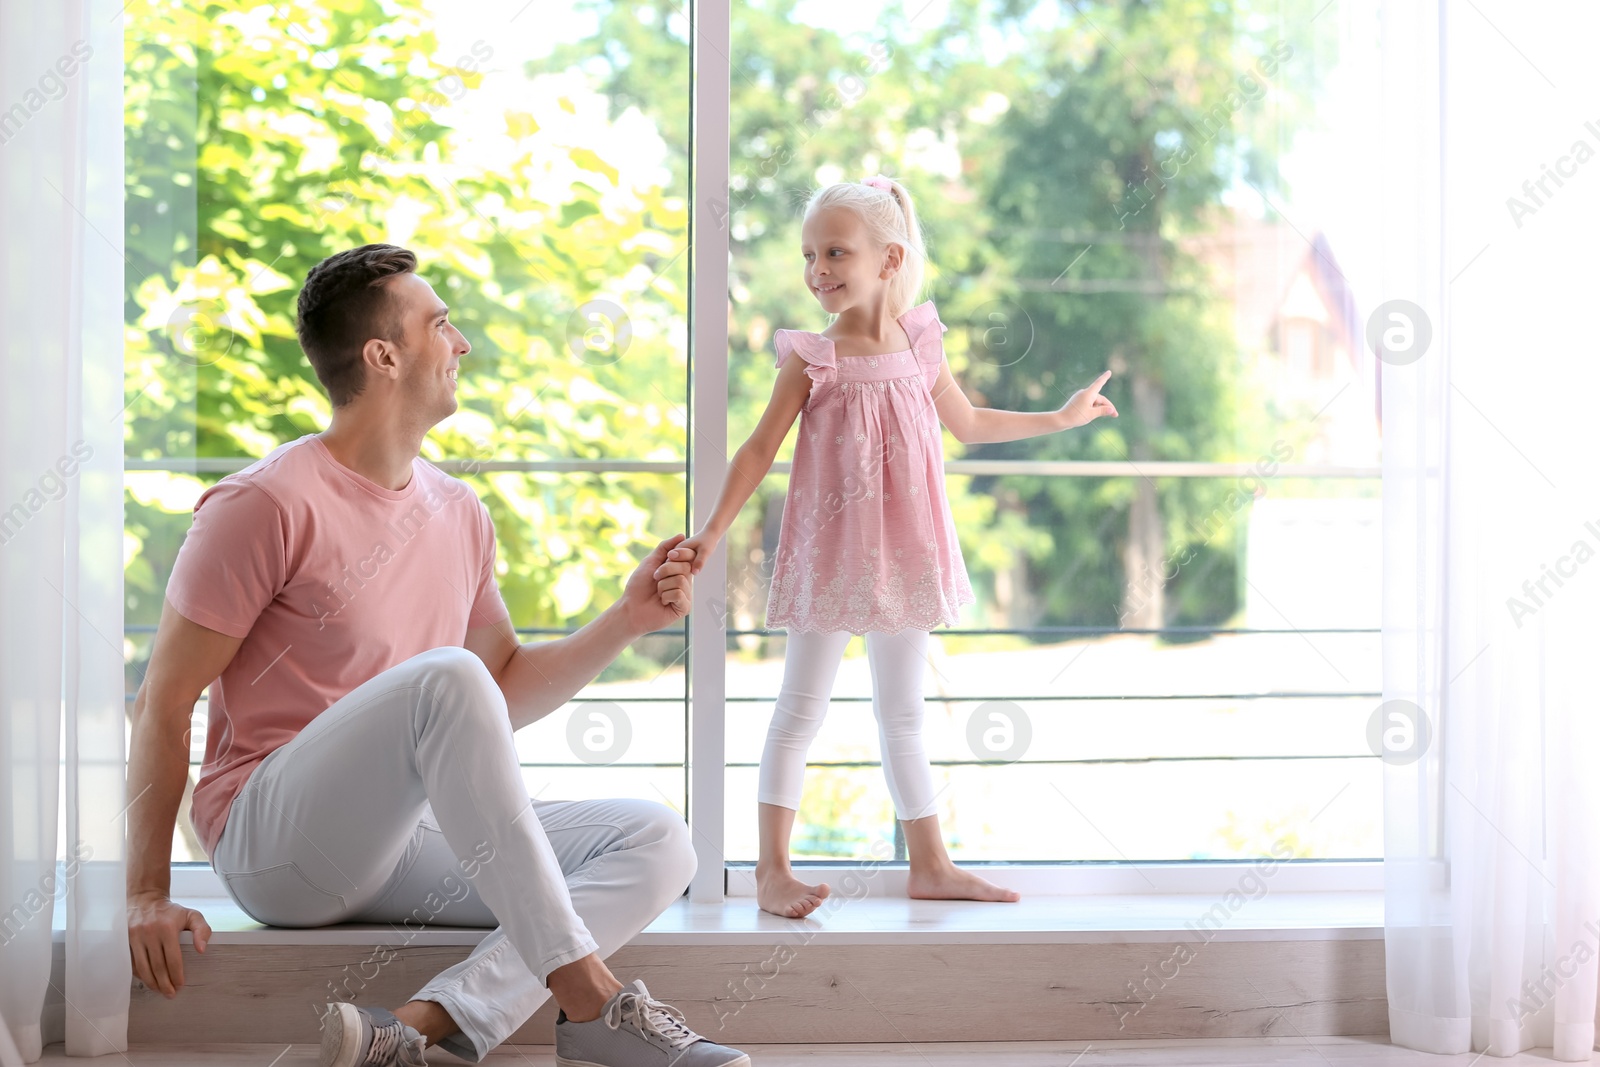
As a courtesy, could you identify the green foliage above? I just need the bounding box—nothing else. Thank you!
[1210,806,1320,860]
[121,0,1337,865]
[123,0,1321,647]
[533,0,1313,636]
[124,0,690,645]
[794,767,891,858]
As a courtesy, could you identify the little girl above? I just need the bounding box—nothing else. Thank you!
[678,174,1118,918]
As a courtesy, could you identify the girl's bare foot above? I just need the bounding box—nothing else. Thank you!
[907,865,1021,902]
[756,866,832,918]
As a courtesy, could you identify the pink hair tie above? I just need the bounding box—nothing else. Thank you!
[861,175,894,194]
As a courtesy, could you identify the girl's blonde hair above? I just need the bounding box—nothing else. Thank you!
[802,175,927,320]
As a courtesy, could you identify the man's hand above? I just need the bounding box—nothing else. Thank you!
[128,890,211,998]
[1059,369,1119,429]
[620,534,695,632]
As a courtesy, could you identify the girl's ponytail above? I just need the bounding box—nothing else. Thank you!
[802,175,928,320]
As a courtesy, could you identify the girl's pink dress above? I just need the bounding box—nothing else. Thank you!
[765,300,975,635]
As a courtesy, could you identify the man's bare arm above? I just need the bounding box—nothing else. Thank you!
[126,598,241,996]
[464,535,694,733]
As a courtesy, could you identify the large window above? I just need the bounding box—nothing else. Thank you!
[124,0,691,861]
[127,0,1378,880]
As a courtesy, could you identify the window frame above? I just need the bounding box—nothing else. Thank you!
[142,0,1382,905]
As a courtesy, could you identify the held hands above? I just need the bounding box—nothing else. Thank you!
[674,531,716,576]
[622,533,697,631]
[128,890,211,998]
[1060,370,1119,429]
[629,531,716,633]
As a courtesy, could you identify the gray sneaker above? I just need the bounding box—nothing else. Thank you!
[319,1002,429,1067]
[555,980,751,1067]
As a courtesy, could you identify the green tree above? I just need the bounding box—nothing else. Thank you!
[124,0,691,660]
[970,0,1313,630]
[533,0,1307,639]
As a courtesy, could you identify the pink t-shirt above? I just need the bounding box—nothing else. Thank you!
[165,434,511,857]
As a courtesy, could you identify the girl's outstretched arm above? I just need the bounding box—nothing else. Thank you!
[675,355,812,575]
[930,364,1117,444]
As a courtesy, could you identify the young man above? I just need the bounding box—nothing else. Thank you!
[124,244,741,1067]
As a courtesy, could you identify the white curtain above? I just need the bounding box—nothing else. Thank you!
[0,0,130,1060]
[1373,0,1600,1059]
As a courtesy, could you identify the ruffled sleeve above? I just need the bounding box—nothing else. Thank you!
[901,300,948,385]
[773,329,837,384]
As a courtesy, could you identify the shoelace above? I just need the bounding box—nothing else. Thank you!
[606,989,702,1051]
[363,1014,407,1065]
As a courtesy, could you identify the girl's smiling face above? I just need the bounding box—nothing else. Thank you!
[800,205,901,312]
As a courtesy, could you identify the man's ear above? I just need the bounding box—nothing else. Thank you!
[361,336,400,384]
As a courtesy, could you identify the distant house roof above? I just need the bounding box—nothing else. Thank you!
[1189,215,1378,432]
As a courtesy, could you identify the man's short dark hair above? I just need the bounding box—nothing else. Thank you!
[295,244,418,407]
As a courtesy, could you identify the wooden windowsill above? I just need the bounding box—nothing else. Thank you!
[81,890,1382,947]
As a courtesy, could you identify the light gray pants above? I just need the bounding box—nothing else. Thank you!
[210,646,696,1062]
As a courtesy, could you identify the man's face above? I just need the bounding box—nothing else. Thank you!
[384,272,470,424]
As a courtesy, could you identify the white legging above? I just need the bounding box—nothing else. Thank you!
[757,628,939,822]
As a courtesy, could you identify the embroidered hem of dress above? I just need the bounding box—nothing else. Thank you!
[765,588,976,636]
[765,612,970,636]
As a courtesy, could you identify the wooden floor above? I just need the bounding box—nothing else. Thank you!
[33,1040,1600,1065]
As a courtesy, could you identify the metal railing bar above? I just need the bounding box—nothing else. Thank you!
[124,458,687,474]
[726,625,1380,637]
[120,624,1379,637]
[724,755,1379,767]
[679,755,1379,767]
[124,457,1382,478]
[723,692,1380,702]
[132,691,1380,703]
[121,625,612,636]
[164,754,1380,770]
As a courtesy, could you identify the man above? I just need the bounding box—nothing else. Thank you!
[125,244,744,1067]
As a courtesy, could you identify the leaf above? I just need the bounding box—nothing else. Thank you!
[504,111,541,140]
[568,147,620,186]
[558,199,601,228]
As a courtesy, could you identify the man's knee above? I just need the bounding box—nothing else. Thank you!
[403,647,508,728]
[409,644,490,677]
[408,646,499,696]
[621,800,696,892]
